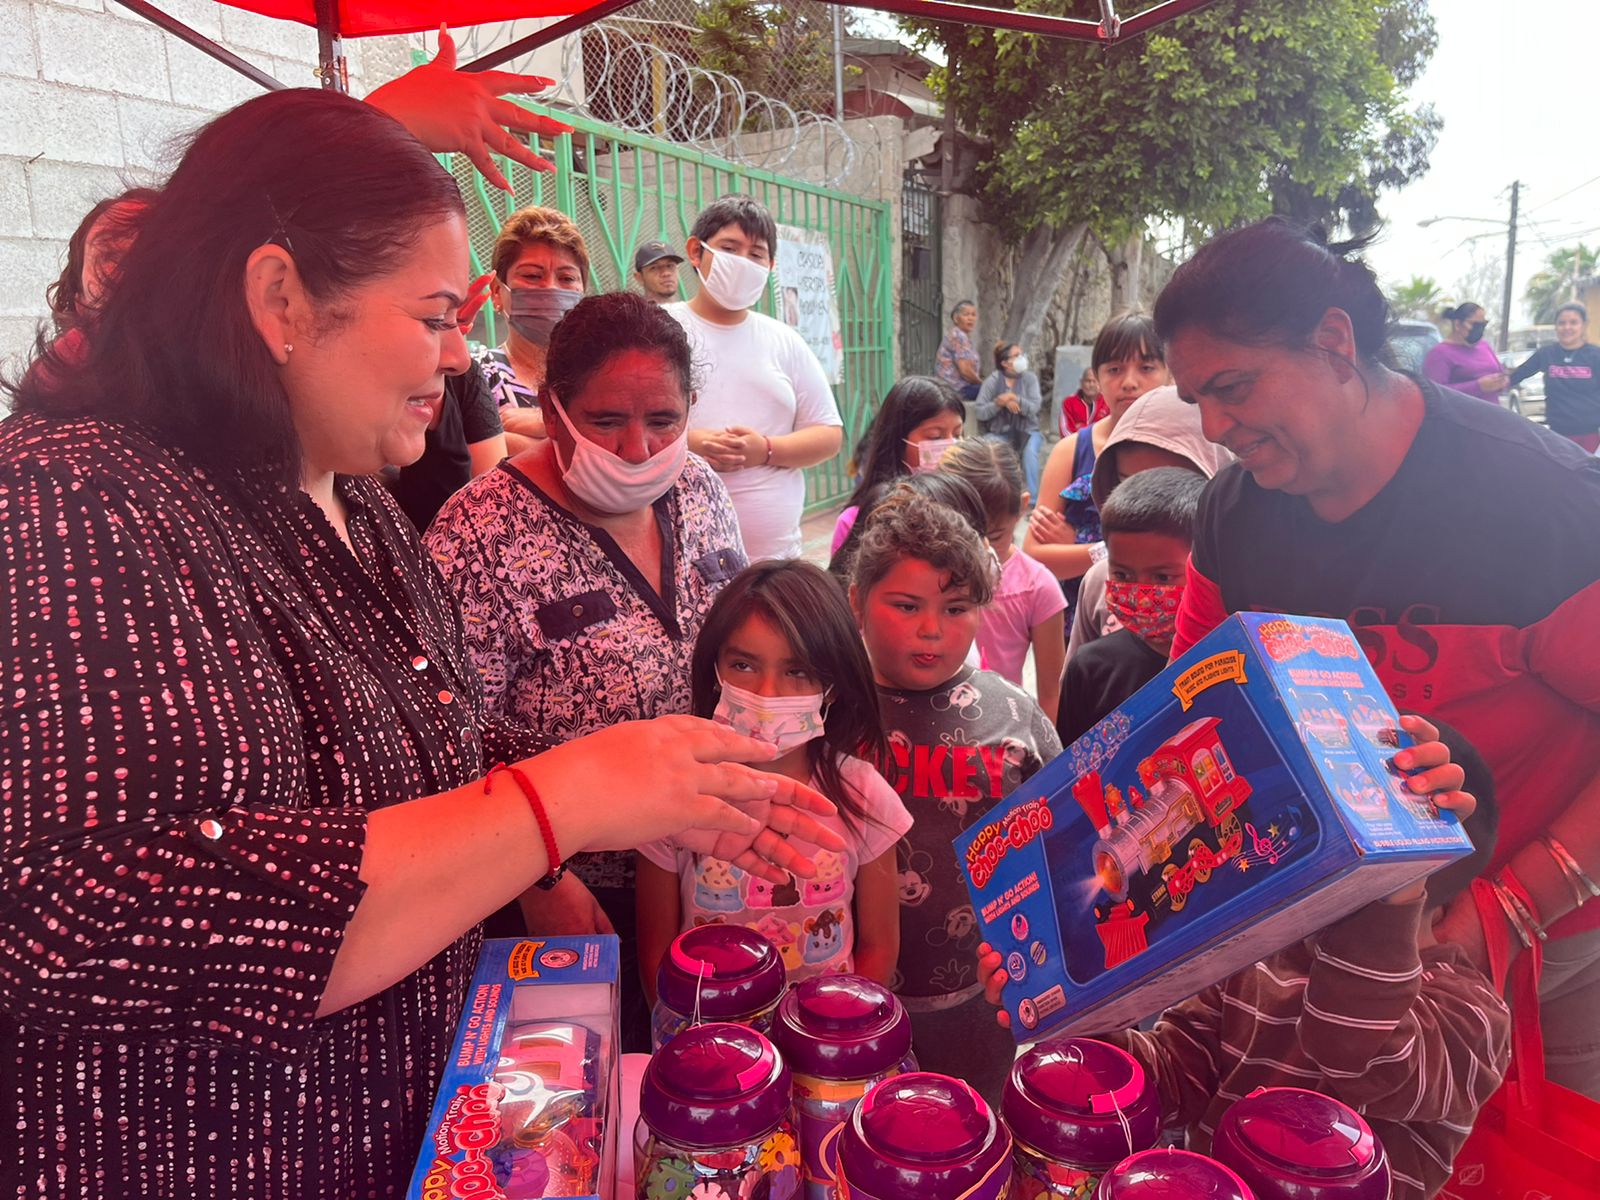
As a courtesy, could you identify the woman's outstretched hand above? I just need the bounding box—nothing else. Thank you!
[530,716,845,884]
[366,26,575,190]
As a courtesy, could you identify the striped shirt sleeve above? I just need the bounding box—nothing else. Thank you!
[1299,897,1510,1124]
[1102,984,1229,1131]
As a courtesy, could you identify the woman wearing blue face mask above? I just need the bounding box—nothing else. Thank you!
[480,205,589,453]
[637,559,911,992]
[426,291,748,1048]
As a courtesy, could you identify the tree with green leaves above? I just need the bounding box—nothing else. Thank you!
[1525,244,1598,325]
[1388,275,1443,320]
[907,0,1440,348]
[691,0,848,120]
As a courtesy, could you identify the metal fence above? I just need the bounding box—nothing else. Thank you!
[444,102,894,514]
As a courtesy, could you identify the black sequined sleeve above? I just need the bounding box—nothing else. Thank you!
[0,453,369,1053]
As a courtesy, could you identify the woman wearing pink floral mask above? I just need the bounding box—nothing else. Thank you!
[1056,468,1207,746]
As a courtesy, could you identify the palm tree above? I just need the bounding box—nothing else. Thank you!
[1525,244,1598,325]
[1387,275,1442,320]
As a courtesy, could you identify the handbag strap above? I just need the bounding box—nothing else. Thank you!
[1471,878,1547,1116]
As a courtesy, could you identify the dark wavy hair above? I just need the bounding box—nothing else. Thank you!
[691,561,888,830]
[843,375,967,514]
[1153,218,1391,366]
[851,483,997,608]
[8,90,466,482]
[542,291,695,411]
[46,186,161,334]
[690,195,778,258]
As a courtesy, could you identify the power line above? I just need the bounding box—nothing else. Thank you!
[1525,173,1600,216]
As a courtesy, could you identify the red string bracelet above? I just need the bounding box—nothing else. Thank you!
[486,763,566,890]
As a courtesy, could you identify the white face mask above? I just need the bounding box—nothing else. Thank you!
[697,245,771,311]
[1011,354,1030,373]
[907,436,960,473]
[714,675,828,754]
[546,390,688,515]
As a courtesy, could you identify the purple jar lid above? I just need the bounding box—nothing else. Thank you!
[834,1072,1012,1200]
[639,1022,792,1150]
[1097,1149,1256,1200]
[770,974,912,1080]
[656,925,787,1020]
[1211,1088,1389,1200]
[1003,1038,1162,1168]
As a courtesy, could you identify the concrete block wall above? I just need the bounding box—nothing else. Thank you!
[0,0,415,372]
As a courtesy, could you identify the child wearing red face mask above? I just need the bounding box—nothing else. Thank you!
[1057,468,1206,747]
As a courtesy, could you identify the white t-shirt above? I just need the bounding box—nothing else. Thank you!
[667,303,842,560]
[639,755,911,982]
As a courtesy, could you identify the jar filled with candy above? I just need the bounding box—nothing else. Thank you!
[635,1022,800,1200]
[1002,1038,1162,1199]
[652,925,788,1051]
[769,975,915,1199]
[822,1072,1012,1200]
[1096,1148,1257,1199]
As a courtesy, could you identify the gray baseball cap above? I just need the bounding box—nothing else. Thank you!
[634,240,685,271]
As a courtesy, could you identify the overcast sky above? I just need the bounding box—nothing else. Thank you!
[862,2,1599,329]
[1363,0,1600,328]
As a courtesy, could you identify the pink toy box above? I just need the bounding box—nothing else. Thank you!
[408,936,620,1200]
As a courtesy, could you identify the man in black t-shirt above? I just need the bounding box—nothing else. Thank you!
[391,360,506,531]
[1508,303,1600,451]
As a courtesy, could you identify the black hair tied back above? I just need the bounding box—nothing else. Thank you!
[1153,217,1393,366]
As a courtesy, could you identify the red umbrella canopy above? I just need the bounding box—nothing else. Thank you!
[217,0,610,38]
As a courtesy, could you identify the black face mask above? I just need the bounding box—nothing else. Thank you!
[1466,321,1488,345]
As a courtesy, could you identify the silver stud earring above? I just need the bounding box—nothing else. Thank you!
[284,343,294,355]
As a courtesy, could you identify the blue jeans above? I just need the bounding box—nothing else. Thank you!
[1024,430,1042,501]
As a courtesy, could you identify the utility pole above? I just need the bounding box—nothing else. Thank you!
[1499,180,1518,352]
[831,6,845,120]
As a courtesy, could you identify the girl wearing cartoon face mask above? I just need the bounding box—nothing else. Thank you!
[426,292,750,1050]
[637,560,913,992]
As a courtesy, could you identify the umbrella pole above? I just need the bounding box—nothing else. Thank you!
[107,0,286,91]
[314,0,348,92]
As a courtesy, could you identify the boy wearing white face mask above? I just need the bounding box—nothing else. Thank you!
[637,561,911,990]
[668,197,845,561]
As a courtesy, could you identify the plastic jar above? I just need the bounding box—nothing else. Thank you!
[651,924,787,1051]
[769,974,916,1199]
[1002,1039,1162,1198]
[1211,1088,1390,1200]
[1096,1148,1256,1199]
[822,1072,1012,1200]
[634,1022,799,1200]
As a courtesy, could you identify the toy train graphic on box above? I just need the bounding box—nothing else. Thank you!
[1069,716,1304,971]
[1074,716,1252,904]
[954,613,1477,1043]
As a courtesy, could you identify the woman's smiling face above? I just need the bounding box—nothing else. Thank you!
[1166,323,1356,497]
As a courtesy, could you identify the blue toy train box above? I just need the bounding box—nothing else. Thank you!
[954,613,1474,1043]
[408,936,620,1200]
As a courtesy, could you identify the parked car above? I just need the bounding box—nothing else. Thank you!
[1385,319,1441,376]
[1500,346,1542,420]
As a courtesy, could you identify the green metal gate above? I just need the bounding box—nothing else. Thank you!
[441,104,895,514]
